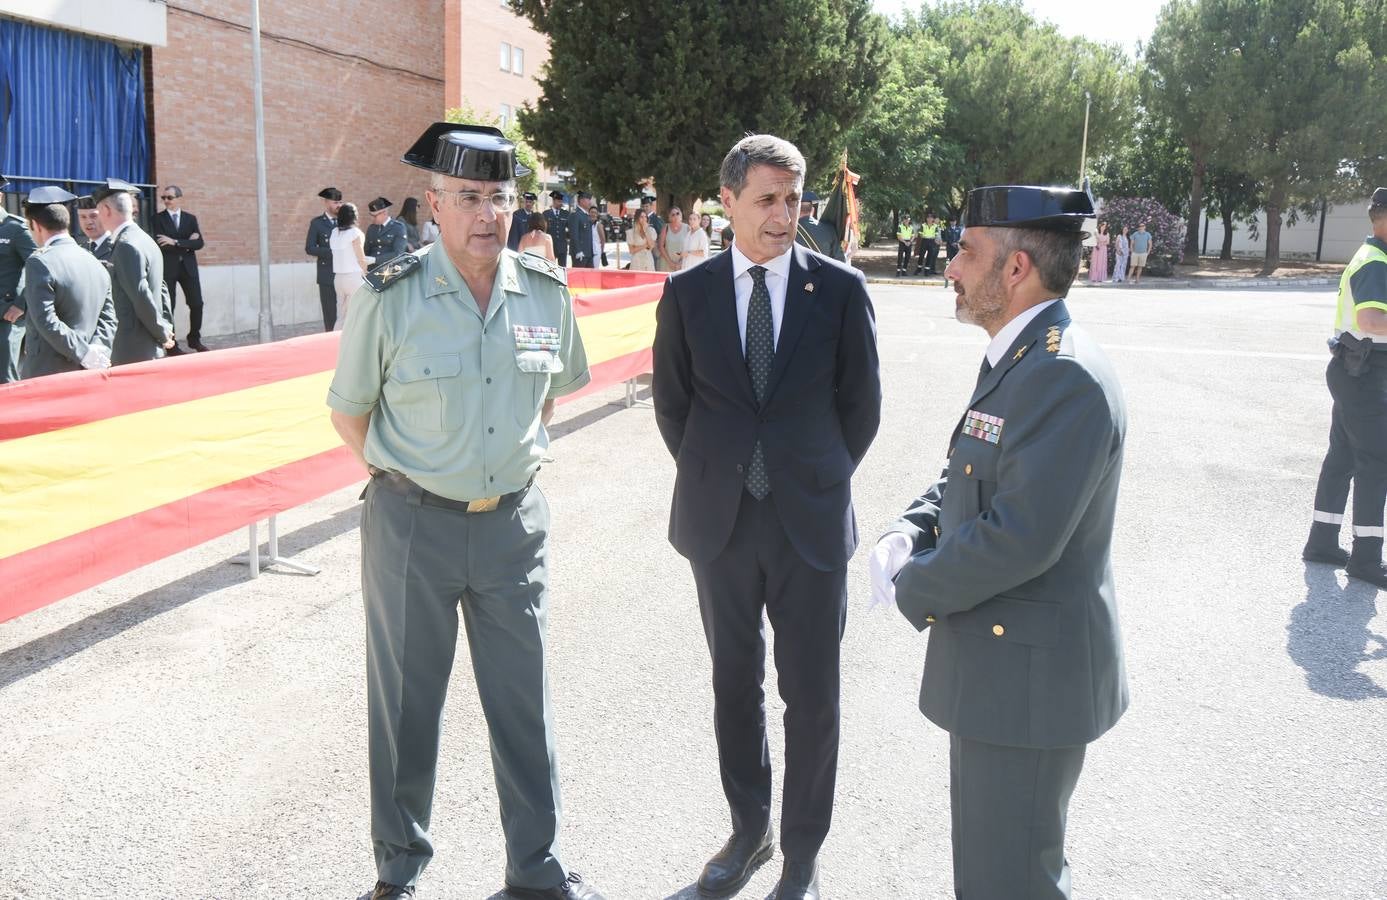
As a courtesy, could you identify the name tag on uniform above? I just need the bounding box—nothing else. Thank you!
[962,410,1003,445]
[514,324,560,352]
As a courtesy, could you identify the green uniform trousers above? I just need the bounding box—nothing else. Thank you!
[949,735,1086,899]
[1,319,23,383]
[361,476,566,889]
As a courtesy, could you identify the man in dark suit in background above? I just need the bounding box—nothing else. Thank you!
[507,191,538,251]
[306,187,342,331]
[568,192,596,268]
[871,185,1128,900]
[652,134,881,900]
[153,184,208,352]
[543,191,569,266]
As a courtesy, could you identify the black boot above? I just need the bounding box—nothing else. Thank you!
[697,824,774,898]
[1303,521,1349,566]
[1346,536,1387,588]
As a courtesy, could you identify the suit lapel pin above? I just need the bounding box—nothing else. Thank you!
[805,282,815,293]
[1013,345,1029,361]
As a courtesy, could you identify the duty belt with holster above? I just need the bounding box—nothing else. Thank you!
[1332,333,1377,377]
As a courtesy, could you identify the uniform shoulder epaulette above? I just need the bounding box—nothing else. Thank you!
[516,251,567,286]
[364,254,421,292]
[1045,324,1063,354]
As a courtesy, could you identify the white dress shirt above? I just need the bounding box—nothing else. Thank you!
[591,221,603,266]
[984,298,1061,368]
[91,232,111,253]
[730,241,793,353]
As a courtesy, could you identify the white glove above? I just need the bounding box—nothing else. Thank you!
[868,531,914,612]
[575,251,585,260]
[80,344,112,370]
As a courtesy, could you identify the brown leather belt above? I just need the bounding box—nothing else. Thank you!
[370,469,532,514]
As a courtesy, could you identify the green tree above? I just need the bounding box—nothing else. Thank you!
[905,0,1136,189]
[1090,112,1193,217]
[510,0,886,214]
[1149,0,1387,273]
[444,104,540,196]
[1203,166,1262,259]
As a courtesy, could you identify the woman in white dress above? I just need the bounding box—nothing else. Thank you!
[659,207,689,270]
[329,202,370,327]
[682,212,710,270]
[627,210,657,270]
[517,212,556,262]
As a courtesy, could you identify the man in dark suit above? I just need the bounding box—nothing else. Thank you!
[543,191,569,266]
[871,185,1128,900]
[365,197,409,269]
[153,185,208,352]
[652,134,881,900]
[567,192,596,268]
[306,187,342,330]
[18,187,116,378]
[507,191,538,250]
[95,180,174,365]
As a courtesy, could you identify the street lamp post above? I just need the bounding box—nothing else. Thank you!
[1078,91,1092,187]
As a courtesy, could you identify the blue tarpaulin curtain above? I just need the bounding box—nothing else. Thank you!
[0,16,149,192]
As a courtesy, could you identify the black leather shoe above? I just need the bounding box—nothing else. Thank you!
[166,342,185,356]
[698,825,774,897]
[189,339,210,352]
[368,882,415,900]
[1302,544,1349,566]
[1346,559,1387,588]
[506,871,605,899]
[772,858,819,900]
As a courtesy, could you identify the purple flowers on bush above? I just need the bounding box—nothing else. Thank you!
[1095,197,1188,277]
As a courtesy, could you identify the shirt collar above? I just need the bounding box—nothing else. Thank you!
[112,220,137,241]
[93,232,111,246]
[731,241,793,283]
[985,298,1061,368]
[423,245,523,299]
[44,233,70,248]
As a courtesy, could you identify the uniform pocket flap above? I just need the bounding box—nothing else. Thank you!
[393,353,461,383]
[949,595,1060,648]
[952,444,998,482]
[515,349,564,374]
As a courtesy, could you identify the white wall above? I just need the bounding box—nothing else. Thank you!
[3,0,167,46]
[172,263,328,339]
[1201,195,1373,263]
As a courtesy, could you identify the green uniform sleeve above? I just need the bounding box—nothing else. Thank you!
[546,286,591,399]
[326,286,388,415]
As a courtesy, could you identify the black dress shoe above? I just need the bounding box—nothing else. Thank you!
[506,871,605,899]
[368,882,415,899]
[1302,544,1349,566]
[1346,559,1387,588]
[189,339,210,352]
[698,825,774,898]
[166,342,185,356]
[772,858,819,900]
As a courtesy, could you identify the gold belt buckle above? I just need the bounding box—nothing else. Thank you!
[466,495,501,513]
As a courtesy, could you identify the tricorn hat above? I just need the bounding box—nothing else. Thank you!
[801,190,819,204]
[1372,187,1387,209]
[402,122,532,180]
[522,192,537,201]
[318,187,342,201]
[24,186,80,207]
[91,178,139,203]
[368,197,392,213]
[549,190,566,201]
[964,185,1094,233]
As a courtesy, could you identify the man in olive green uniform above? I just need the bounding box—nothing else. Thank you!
[95,179,174,364]
[793,190,845,262]
[364,197,409,269]
[17,187,116,378]
[0,174,40,381]
[328,123,605,900]
[870,185,1128,899]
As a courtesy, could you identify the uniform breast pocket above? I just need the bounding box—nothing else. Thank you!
[389,353,463,431]
[514,349,564,426]
[947,443,999,523]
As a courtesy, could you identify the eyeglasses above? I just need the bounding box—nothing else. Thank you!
[160,195,177,201]
[432,189,518,213]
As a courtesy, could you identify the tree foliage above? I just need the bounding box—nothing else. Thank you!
[903,0,1137,189]
[510,0,887,212]
[445,104,540,196]
[1090,112,1193,219]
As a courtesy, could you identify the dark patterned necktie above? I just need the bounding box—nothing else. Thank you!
[745,265,774,499]
[977,356,992,387]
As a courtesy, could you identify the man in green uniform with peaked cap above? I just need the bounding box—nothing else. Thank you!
[328,122,605,900]
[0,174,39,381]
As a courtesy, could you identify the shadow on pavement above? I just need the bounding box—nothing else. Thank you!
[0,505,361,691]
[1287,564,1387,699]
[548,385,653,441]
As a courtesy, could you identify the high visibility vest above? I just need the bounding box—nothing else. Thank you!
[919,222,941,239]
[1333,240,1387,339]
[897,224,915,242]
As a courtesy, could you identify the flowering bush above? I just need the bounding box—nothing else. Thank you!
[1095,197,1187,277]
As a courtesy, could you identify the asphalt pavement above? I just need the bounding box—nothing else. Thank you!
[2,282,1384,899]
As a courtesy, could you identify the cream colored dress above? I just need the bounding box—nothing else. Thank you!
[628,224,657,270]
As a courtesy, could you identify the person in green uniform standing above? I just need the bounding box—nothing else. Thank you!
[0,174,40,382]
[870,185,1128,899]
[327,122,604,900]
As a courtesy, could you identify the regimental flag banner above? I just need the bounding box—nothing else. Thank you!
[962,409,1004,445]
[819,152,862,260]
[0,268,666,623]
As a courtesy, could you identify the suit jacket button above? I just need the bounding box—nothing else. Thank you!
[736,464,744,473]
[992,624,1005,637]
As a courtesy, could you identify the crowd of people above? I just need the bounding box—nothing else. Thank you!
[1088,220,1154,285]
[893,211,961,277]
[0,176,202,383]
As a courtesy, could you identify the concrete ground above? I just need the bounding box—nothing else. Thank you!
[2,283,1384,899]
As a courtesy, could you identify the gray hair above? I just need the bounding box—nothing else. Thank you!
[719,134,805,197]
[99,192,134,217]
[164,185,183,198]
[429,173,516,192]
[993,227,1084,296]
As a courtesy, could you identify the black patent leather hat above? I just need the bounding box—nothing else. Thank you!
[965,185,1094,232]
[402,122,532,180]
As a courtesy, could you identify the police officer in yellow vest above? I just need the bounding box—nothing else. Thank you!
[327,122,605,900]
[1304,187,1387,586]
[915,211,942,275]
[895,214,915,276]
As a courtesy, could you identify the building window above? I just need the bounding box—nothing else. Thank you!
[512,46,524,76]
[499,104,512,127]
[500,42,511,72]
